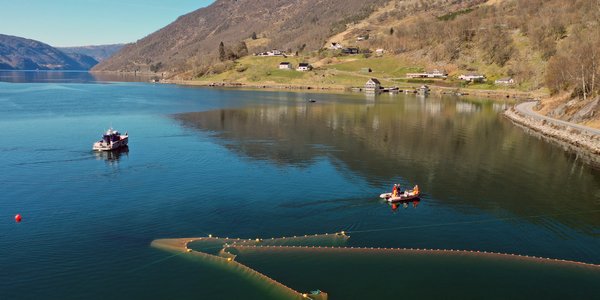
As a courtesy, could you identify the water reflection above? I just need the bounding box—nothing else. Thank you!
[0,70,154,83]
[391,200,420,212]
[93,146,129,163]
[174,96,600,232]
[456,101,480,113]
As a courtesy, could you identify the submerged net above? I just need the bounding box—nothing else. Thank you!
[151,231,599,299]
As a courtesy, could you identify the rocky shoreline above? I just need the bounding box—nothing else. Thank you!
[504,106,600,166]
[161,79,347,91]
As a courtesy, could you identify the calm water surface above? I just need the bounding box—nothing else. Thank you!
[1,72,599,299]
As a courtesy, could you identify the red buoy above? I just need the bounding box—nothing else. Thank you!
[15,214,22,223]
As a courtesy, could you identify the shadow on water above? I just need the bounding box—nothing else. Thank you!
[173,96,600,233]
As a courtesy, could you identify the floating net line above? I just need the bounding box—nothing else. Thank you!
[228,243,600,269]
[151,235,341,300]
[150,223,599,299]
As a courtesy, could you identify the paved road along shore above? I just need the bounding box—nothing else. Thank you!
[516,102,600,136]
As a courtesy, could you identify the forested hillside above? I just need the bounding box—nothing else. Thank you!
[330,0,600,124]
[93,0,388,74]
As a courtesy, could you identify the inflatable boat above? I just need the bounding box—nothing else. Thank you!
[380,185,420,203]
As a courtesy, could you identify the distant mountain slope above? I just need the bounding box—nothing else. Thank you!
[0,34,97,70]
[58,44,124,62]
[93,0,388,74]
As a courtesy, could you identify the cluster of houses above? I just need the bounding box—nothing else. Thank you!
[329,43,361,54]
[278,62,313,72]
[329,43,384,55]
[329,42,384,56]
[405,70,514,85]
[253,47,315,71]
[458,73,515,85]
[363,73,514,96]
[255,49,286,57]
[257,45,515,85]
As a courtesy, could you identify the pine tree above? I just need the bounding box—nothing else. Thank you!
[236,41,248,57]
[218,42,226,61]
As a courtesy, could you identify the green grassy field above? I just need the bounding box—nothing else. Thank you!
[195,53,527,93]
[327,56,422,78]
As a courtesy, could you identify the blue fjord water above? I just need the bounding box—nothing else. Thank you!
[0,72,599,299]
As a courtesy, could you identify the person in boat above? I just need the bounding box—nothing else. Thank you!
[392,184,398,197]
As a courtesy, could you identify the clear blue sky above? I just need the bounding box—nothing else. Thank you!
[0,0,214,47]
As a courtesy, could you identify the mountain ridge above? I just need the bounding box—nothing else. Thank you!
[93,0,388,74]
[0,34,97,70]
[58,44,124,62]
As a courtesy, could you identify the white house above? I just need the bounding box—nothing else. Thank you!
[269,49,282,56]
[495,77,515,85]
[459,73,486,82]
[296,63,313,71]
[330,42,343,50]
[406,72,427,78]
[257,49,284,56]
[279,62,292,70]
[427,69,448,78]
[406,69,448,79]
[365,78,381,92]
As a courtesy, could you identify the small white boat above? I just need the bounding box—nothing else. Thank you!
[93,128,128,151]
